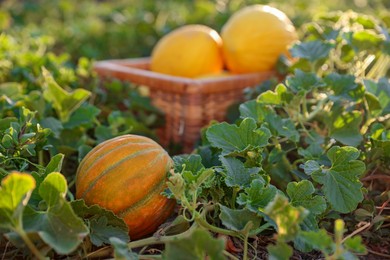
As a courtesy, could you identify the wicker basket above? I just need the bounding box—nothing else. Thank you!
[93,58,275,153]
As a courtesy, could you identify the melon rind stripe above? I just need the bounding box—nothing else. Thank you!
[77,134,157,174]
[77,139,155,180]
[117,173,167,217]
[80,147,161,198]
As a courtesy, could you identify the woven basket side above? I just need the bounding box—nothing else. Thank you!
[93,58,276,153]
[204,88,243,123]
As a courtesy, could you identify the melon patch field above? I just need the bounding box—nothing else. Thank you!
[0,1,389,259]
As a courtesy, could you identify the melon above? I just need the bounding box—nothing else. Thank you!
[221,5,298,73]
[150,24,224,78]
[75,134,175,240]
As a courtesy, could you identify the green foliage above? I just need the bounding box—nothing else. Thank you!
[0,172,88,258]
[309,146,366,213]
[163,229,225,260]
[299,219,367,259]
[22,173,89,255]
[71,199,129,247]
[206,118,271,155]
[2,1,390,259]
[0,172,36,230]
[0,32,163,178]
[160,9,390,260]
[219,204,262,232]
[237,178,278,213]
[41,68,91,122]
[110,237,138,260]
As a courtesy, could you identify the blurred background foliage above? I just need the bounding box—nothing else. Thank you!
[1,0,390,61]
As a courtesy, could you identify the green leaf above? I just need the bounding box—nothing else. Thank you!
[44,154,64,175]
[264,113,300,142]
[302,160,321,175]
[23,172,89,254]
[0,82,23,97]
[219,204,262,232]
[90,216,129,247]
[364,78,390,116]
[110,237,138,260]
[365,92,382,116]
[237,178,278,213]
[63,104,100,129]
[38,172,67,207]
[324,73,358,100]
[0,118,18,131]
[220,156,259,188]
[40,117,63,139]
[344,236,367,254]
[351,30,384,51]
[160,215,191,236]
[42,67,91,122]
[206,118,271,155]
[239,100,270,122]
[311,146,365,213]
[286,69,325,93]
[197,145,221,168]
[173,154,204,176]
[290,40,334,62]
[328,110,363,146]
[170,155,215,201]
[298,229,333,254]
[71,199,129,246]
[163,229,225,260]
[383,40,390,55]
[355,15,377,29]
[257,84,293,106]
[30,154,64,205]
[287,180,327,244]
[0,172,36,229]
[370,123,390,158]
[2,134,13,149]
[267,241,293,260]
[95,125,114,143]
[287,180,327,216]
[166,173,186,201]
[263,194,308,242]
[78,144,93,162]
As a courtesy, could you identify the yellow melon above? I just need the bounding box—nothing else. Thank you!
[221,5,298,73]
[150,24,224,78]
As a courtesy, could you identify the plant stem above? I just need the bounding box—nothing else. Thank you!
[333,219,345,258]
[302,95,309,119]
[223,250,240,260]
[195,214,240,238]
[231,187,239,209]
[306,97,328,121]
[128,224,197,249]
[85,246,111,259]
[38,150,44,166]
[299,121,315,141]
[139,254,162,259]
[16,227,46,260]
[242,232,249,260]
[341,221,371,244]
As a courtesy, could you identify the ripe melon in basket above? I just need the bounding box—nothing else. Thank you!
[75,134,176,240]
[221,4,298,73]
[150,24,224,78]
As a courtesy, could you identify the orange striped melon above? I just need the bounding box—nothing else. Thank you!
[75,134,175,240]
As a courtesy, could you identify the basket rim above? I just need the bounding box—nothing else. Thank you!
[93,57,276,94]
